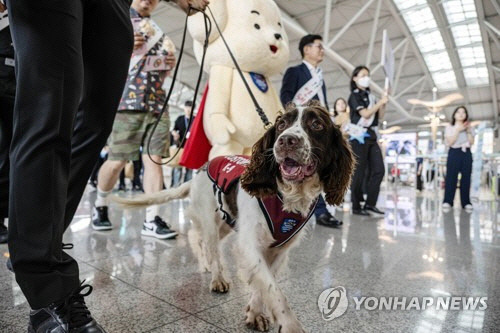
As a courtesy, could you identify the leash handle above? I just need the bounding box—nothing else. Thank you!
[207,6,272,129]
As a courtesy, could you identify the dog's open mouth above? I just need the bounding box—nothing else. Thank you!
[270,45,278,54]
[279,158,316,181]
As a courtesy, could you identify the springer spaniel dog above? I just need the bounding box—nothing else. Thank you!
[115,102,354,332]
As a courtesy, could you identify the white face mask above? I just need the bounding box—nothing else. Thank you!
[357,76,371,88]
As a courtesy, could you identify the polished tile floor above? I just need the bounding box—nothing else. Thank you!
[1,184,499,332]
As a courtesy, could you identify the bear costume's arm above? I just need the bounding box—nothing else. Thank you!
[205,65,236,145]
[279,66,299,107]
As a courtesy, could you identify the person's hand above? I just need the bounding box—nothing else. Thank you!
[190,0,210,11]
[172,130,180,142]
[134,32,146,51]
[166,53,176,69]
[379,95,389,105]
[176,0,209,15]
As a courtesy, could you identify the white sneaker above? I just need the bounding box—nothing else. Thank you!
[142,216,178,240]
[442,203,451,212]
[464,204,473,211]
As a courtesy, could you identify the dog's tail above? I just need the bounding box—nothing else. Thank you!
[111,180,191,207]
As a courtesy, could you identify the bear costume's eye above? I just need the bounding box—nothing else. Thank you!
[254,24,261,30]
[278,22,282,27]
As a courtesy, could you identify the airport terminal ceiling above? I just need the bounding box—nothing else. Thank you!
[153,0,500,128]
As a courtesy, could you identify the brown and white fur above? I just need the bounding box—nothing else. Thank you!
[114,102,354,332]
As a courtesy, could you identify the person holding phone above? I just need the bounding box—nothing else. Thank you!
[92,0,182,238]
[332,97,350,131]
[443,106,475,211]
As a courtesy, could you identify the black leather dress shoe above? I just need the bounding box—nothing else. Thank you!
[316,213,343,228]
[0,223,8,244]
[352,208,370,216]
[28,283,106,333]
[364,205,385,215]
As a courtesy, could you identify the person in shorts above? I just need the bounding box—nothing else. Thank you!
[93,0,179,239]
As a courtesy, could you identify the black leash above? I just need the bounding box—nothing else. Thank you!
[146,6,211,165]
[206,6,272,129]
[147,5,272,166]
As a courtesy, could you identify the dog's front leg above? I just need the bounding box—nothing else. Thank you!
[245,290,270,332]
[239,241,306,333]
[204,216,230,293]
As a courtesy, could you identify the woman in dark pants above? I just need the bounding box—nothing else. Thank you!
[347,66,388,216]
[443,106,475,211]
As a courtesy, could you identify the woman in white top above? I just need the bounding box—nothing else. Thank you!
[332,97,350,131]
[443,106,475,210]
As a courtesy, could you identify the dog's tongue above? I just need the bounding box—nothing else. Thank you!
[282,158,300,175]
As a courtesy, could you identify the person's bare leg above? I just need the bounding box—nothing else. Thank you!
[142,154,163,194]
[93,160,127,230]
[97,160,128,192]
[142,154,163,222]
[141,154,178,239]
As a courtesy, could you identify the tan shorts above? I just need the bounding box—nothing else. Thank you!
[107,111,170,161]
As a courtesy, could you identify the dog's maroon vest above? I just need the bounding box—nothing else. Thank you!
[207,156,318,248]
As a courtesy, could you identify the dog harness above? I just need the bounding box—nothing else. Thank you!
[207,156,319,248]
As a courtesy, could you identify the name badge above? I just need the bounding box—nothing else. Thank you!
[5,58,14,67]
[143,55,170,72]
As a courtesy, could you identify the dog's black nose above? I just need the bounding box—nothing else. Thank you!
[278,134,299,148]
[274,33,282,40]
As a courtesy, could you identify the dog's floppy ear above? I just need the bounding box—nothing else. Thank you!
[188,0,227,44]
[241,123,278,198]
[321,127,355,206]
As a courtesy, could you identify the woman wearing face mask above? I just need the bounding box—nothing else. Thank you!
[347,66,388,216]
[333,97,350,130]
[443,106,475,211]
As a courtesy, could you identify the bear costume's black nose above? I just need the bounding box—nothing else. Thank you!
[274,33,282,40]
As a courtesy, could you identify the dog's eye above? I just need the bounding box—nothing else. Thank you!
[311,121,323,131]
[254,24,261,30]
[277,121,287,131]
[278,22,282,27]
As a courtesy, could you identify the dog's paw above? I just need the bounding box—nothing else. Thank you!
[277,321,307,333]
[210,277,230,293]
[245,305,270,332]
[245,313,270,332]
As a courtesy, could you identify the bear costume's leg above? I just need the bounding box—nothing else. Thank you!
[209,140,245,159]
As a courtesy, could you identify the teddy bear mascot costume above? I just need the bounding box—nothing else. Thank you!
[180,0,290,168]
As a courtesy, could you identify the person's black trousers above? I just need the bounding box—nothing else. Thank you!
[443,148,472,207]
[350,140,385,210]
[0,64,15,219]
[7,0,133,309]
[416,174,423,191]
[313,195,329,217]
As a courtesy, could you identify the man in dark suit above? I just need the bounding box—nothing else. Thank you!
[171,100,194,185]
[280,34,343,228]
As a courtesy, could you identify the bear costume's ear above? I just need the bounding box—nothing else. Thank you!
[188,0,228,44]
